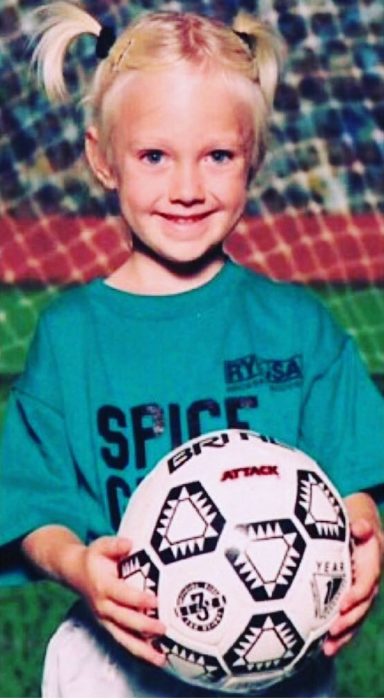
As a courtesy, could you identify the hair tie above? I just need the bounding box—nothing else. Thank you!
[96,24,116,59]
[233,30,256,53]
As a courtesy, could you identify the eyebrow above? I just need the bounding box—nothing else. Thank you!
[130,137,247,151]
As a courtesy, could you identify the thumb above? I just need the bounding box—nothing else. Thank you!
[93,535,132,560]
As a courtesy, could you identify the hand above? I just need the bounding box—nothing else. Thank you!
[323,516,383,656]
[77,536,166,666]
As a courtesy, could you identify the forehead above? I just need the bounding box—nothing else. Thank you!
[105,63,254,146]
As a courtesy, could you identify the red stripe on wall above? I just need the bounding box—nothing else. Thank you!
[1,212,383,284]
[226,212,384,284]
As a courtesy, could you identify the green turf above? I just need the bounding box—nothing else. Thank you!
[314,286,384,375]
[0,583,75,697]
[0,376,14,427]
[0,285,62,375]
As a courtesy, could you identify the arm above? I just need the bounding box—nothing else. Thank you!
[21,525,166,666]
[323,491,384,656]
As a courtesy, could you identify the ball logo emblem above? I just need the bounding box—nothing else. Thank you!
[175,581,226,632]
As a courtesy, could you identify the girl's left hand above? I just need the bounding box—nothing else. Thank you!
[323,514,383,656]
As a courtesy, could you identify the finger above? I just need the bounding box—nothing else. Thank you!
[328,596,373,639]
[323,631,354,657]
[103,620,166,667]
[339,574,379,613]
[109,578,159,610]
[103,601,166,638]
[93,536,132,560]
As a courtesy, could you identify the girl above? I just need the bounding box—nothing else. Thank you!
[0,2,383,697]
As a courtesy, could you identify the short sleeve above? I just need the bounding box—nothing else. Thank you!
[298,329,384,498]
[0,317,86,584]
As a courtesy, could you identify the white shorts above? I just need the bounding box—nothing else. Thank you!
[42,602,336,698]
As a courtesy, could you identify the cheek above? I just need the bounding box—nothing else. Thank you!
[118,179,148,214]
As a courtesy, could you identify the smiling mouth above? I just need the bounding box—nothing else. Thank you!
[158,212,212,224]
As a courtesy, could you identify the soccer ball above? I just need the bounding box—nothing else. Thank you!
[118,429,352,694]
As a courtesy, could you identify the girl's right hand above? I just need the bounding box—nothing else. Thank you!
[74,535,167,666]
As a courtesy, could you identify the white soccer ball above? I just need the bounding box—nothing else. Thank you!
[118,429,352,694]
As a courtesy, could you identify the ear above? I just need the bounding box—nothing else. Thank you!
[85,126,117,190]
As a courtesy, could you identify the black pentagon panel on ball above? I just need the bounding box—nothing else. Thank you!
[154,636,227,685]
[226,519,306,601]
[224,611,304,676]
[295,470,347,541]
[151,481,226,565]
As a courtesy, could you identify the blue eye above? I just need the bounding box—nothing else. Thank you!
[142,150,164,164]
[210,150,233,163]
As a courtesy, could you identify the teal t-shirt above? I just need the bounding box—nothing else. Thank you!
[1,261,383,584]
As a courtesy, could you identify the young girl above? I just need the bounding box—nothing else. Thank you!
[0,2,383,697]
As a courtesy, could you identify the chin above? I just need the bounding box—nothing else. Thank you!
[165,243,222,263]
[133,231,225,271]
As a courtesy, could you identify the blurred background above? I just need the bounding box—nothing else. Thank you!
[0,0,383,695]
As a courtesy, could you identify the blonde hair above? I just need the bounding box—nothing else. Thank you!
[29,2,285,170]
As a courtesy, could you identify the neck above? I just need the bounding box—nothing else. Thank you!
[106,240,228,295]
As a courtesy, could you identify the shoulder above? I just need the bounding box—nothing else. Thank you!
[40,279,100,330]
[232,263,348,358]
[28,280,102,361]
[234,263,328,318]
[17,281,101,393]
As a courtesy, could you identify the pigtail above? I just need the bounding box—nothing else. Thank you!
[232,12,286,108]
[28,1,101,102]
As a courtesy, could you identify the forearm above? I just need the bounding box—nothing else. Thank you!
[21,525,88,594]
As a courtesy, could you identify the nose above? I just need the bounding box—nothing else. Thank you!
[168,161,205,206]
